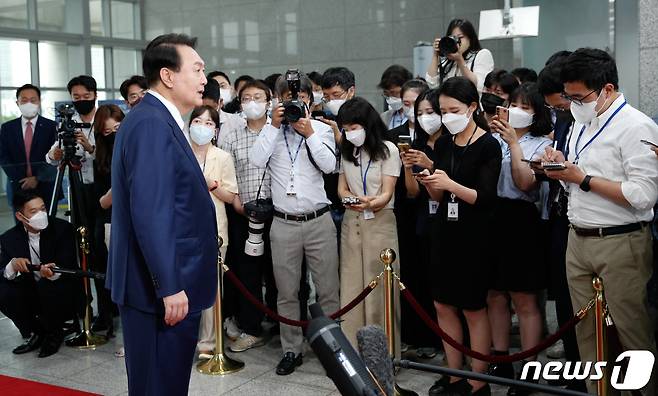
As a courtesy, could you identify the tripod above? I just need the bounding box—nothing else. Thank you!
[49,153,107,348]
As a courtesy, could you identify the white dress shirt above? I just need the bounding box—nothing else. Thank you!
[45,112,96,184]
[3,229,60,281]
[249,120,336,214]
[565,94,658,228]
[21,114,39,139]
[425,48,495,93]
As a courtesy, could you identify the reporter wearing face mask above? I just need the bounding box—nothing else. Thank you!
[187,105,240,358]
[418,77,501,396]
[487,83,553,393]
[379,65,414,130]
[336,97,401,347]
[0,190,78,358]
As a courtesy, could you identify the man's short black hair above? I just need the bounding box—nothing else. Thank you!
[307,71,323,86]
[400,79,429,99]
[143,33,198,86]
[545,50,572,66]
[263,73,281,94]
[560,48,619,91]
[67,75,97,94]
[13,189,43,212]
[203,78,221,102]
[234,75,254,90]
[119,75,148,101]
[207,70,230,85]
[511,67,538,84]
[321,67,355,91]
[238,79,272,103]
[537,60,566,96]
[16,84,41,99]
[378,65,413,90]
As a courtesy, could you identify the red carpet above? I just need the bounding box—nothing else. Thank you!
[0,374,101,396]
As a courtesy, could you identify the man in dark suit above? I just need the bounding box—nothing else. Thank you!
[106,33,217,396]
[0,84,57,211]
[0,189,77,358]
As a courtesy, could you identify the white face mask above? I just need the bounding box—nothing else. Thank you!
[18,103,39,119]
[570,90,607,124]
[242,101,267,120]
[25,210,48,231]
[189,124,215,145]
[386,96,403,111]
[325,99,346,116]
[442,109,472,135]
[313,91,323,105]
[418,113,442,136]
[345,128,366,147]
[404,105,415,123]
[220,88,234,104]
[508,107,534,129]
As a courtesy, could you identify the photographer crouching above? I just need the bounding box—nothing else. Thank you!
[0,190,78,357]
[249,70,339,376]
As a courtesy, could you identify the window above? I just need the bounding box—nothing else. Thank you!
[37,0,85,34]
[38,42,85,88]
[91,45,106,89]
[113,48,142,88]
[0,0,28,29]
[111,0,140,39]
[0,39,31,87]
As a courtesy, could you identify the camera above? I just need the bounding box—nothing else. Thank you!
[438,35,461,57]
[243,198,274,257]
[282,69,307,124]
[56,103,91,164]
[341,196,361,206]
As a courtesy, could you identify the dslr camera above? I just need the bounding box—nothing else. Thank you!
[243,198,274,257]
[438,35,461,57]
[56,103,91,164]
[282,69,307,124]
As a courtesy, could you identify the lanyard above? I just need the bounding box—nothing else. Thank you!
[283,126,304,166]
[449,124,478,179]
[360,157,372,195]
[568,101,626,163]
[29,241,41,262]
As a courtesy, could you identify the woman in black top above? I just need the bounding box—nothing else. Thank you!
[420,77,501,396]
[91,104,124,333]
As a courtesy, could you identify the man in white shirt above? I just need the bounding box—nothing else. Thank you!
[543,48,658,395]
[250,73,339,376]
[0,190,77,358]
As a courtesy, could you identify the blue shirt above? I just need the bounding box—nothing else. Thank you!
[389,110,407,129]
[495,133,552,202]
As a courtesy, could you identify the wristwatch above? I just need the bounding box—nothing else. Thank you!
[579,175,592,192]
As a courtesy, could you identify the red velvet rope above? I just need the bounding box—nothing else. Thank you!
[224,268,377,328]
[401,288,585,363]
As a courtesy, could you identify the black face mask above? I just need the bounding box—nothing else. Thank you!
[73,99,96,115]
[105,132,116,146]
[480,92,506,115]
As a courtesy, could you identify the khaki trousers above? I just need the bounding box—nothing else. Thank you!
[566,226,656,395]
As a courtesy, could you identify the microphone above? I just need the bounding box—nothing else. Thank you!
[306,303,381,396]
[357,325,394,396]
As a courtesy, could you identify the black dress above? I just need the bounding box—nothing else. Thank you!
[430,132,501,310]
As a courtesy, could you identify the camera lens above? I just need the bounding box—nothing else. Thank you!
[283,102,304,123]
[438,36,459,57]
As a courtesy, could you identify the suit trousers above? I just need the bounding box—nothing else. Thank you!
[119,305,201,396]
[566,226,657,395]
[270,211,339,355]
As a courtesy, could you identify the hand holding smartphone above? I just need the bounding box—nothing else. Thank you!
[398,135,412,152]
[496,106,509,123]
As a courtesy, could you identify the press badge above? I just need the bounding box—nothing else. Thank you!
[286,182,296,196]
[447,194,458,221]
[428,200,439,215]
[363,209,375,220]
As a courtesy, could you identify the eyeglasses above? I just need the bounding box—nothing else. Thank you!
[240,95,267,103]
[322,90,348,103]
[560,89,597,106]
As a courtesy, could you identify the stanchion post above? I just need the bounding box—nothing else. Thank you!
[380,248,418,396]
[66,227,107,349]
[197,236,244,375]
[593,277,607,396]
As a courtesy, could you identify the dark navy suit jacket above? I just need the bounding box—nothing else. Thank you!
[0,116,57,202]
[106,93,218,314]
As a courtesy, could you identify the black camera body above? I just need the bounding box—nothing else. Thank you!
[282,69,307,124]
[56,103,91,164]
[244,198,274,223]
[439,35,461,57]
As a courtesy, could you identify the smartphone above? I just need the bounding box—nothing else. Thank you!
[521,159,541,165]
[541,162,567,171]
[496,106,509,123]
[398,135,412,152]
[641,139,658,148]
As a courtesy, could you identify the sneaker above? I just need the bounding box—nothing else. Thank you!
[224,317,242,341]
[400,342,410,353]
[416,347,439,359]
[546,339,565,359]
[229,333,266,352]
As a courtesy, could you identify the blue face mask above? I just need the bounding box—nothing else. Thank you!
[189,124,215,145]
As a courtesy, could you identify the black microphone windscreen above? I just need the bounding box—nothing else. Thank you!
[357,325,394,396]
[309,303,325,319]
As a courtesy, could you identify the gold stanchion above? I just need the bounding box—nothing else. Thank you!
[381,248,418,396]
[593,277,607,396]
[197,236,244,375]
[66,227,107,349]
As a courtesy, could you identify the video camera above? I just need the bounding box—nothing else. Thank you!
[438,35,461,57]
[56,103,91,164]
[282,69,307,124]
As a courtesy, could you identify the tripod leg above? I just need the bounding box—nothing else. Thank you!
[48,165,66,218]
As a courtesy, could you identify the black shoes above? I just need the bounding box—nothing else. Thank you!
[12,333,43,354]
[275,352,302,375]
[429,375,451,396]
[507,378,538,396]
[37,334,62,358]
